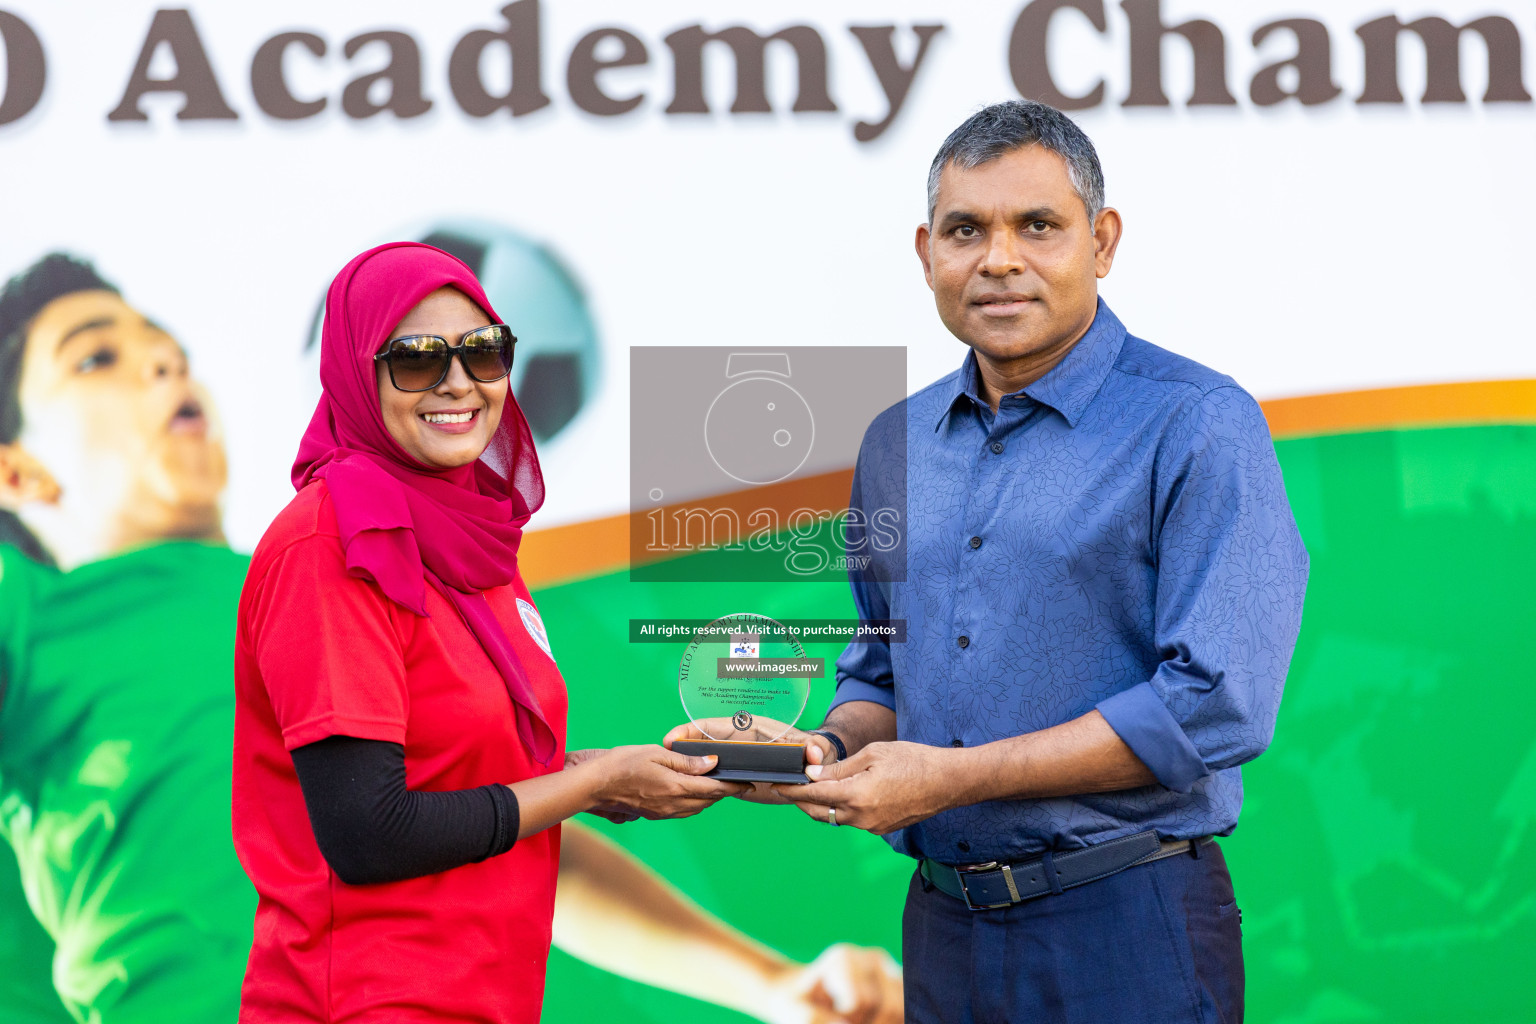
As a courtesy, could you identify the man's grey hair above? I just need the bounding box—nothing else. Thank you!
[926,100,1105,225]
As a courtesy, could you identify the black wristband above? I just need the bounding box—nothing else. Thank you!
[810,729,848,762]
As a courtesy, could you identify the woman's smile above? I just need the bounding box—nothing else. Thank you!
[421,408,479,431]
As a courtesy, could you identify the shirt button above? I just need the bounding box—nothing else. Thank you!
[990,441,1004,455]
[969,536,982,550]
[957,840,971,853]
[951,738,964,747]
[957,635,970,649]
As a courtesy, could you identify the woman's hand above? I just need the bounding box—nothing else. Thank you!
[565,748,641,823]
[576,745,749,821]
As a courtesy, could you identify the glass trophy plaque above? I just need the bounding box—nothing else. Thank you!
[672,612,813,783]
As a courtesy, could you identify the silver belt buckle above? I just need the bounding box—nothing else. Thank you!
[955,861,1020,911]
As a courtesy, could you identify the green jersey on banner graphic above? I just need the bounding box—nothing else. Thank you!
[0,543,252,1022]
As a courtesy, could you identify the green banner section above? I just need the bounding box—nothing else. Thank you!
[537,423,1536,1024]
[1,423,1531,1023]
[1224,425,1536,1024]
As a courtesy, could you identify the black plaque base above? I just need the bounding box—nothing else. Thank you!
[671,740,808,784]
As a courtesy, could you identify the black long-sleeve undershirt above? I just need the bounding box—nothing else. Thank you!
[290,735,519,886]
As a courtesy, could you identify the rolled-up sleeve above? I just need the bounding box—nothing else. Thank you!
[1098,386,1307,793]
[830,576,896,712]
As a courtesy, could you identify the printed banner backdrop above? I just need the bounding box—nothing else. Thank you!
[2,1,1534,1022]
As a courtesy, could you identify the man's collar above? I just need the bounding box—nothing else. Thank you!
[934,350,986,430]
[1023,298,1125,427]
[935,298,1125,431]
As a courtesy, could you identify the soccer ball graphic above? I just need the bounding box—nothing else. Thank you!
[704,353,815,486]
[307,220,600,444]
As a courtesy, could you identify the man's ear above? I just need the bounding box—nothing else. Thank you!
[0,443,61,510]
[1092,207,1124,279]
[915,223,935,291]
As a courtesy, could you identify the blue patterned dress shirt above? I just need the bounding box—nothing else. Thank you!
[830,299,1308,865]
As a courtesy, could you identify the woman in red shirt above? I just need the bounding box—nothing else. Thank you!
[231,242,740,1022]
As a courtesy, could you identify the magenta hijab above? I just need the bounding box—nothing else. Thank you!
[293,242,555,765]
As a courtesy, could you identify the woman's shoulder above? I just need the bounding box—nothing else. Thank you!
[247,481,343,578]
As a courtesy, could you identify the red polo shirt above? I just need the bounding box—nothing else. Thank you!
[232,481,568,1023]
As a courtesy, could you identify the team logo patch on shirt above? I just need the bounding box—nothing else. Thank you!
[516,598,554,659]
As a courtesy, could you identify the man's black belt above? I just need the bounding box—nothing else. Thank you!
[919,831,1213,911]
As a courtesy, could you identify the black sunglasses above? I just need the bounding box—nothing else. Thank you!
[374,324,517,392]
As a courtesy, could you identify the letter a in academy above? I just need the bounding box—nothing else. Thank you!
[108,8,239,121]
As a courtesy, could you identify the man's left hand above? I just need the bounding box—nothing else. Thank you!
[773,741,957,834]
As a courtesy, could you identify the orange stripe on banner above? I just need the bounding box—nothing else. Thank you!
[519,512,631,590]
[1260,379,1536,439]
[520,468,854,589]
[522,380,1536,588]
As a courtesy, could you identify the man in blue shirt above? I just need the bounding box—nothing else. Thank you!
[777,101,1308,1022]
